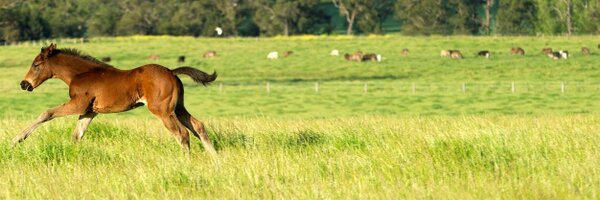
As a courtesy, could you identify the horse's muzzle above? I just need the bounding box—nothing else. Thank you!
[20,80,33,92]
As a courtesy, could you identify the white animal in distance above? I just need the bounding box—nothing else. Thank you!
[267,51,278,60]
[330,49,340,56]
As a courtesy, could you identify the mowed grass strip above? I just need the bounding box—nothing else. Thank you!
[0,116,598,199]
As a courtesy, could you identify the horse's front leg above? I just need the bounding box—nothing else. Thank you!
[12,98,89,145]
[72,112,98,141]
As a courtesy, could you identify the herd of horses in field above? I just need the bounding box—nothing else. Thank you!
[439,45,599,60]
[98,43,599,65]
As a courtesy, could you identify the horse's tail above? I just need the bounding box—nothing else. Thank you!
[171,67,217,86]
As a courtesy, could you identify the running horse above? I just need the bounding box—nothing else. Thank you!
[13,44,217,155]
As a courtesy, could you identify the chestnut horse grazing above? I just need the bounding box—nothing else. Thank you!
[13,44,217,155]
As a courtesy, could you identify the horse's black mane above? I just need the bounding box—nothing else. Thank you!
[56,48,112,67]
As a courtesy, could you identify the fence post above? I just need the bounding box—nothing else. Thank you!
[461,83,466,93]
[315,82,319,93]
[511,81,515,93]
[561,81,565,93]
[412,82,416,93]
[364,83,368,93]
[266,82,270,93]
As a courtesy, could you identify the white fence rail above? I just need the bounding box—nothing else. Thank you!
[1,38,88,46]
[0,81,597,94]
[199,81,600,94]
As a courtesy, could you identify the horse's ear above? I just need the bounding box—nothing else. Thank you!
[48,43,56,52]
[42,43,58,59]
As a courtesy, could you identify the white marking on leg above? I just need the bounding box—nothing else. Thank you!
[77,122,85,139]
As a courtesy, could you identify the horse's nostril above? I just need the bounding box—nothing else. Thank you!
[20,80,32,91]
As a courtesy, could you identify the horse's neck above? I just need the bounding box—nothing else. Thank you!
[51,55,106,85]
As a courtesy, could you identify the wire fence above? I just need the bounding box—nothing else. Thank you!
[1,80,599,95]
[0,38,88,46]
[196,81,600,94]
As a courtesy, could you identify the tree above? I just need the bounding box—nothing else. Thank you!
[115,0,167,35]
[252,0,298,36]
[214,0,245,36]
[86,0,122,36]
[496,0,537,35]
[533,0,580,35]
[575,0,600,34]
[564,0,573,35]
[355,0,394,34]
[447,0,481,35]
[251,0,319,36]
[593,0,600,33]
[0,1,51,42]
[484,0,494,34]
[0,0,23,9]
[332,0,373,35]
[156,0,207,36]
[395,0,452,35]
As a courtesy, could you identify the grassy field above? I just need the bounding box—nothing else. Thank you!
[1,35,600,117]
[1,116,599,199]
[0,35,599,199]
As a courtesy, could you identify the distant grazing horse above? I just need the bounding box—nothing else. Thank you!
[203,51,217,58]
[401,48,410,56]
[510,47,525,55]
[148,54,160,61]
[282,51,293,58]
[547,50,569,60]
[582,47,591,55]
[440,50,451,57]
[478,50,490,58]
[547,52,560,59]
[178,55,186,63]
[14,44,217,154]
[542,48,553,55]
[449,50,463,59]
[344,51,363,61]
[362,53,382,62]
[559,50,569,59]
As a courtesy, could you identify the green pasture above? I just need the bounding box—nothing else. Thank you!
[0,35,599,199]
[1,35,600,117]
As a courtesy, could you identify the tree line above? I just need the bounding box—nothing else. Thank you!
[1,0,600,42]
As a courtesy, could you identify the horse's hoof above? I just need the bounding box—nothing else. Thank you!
[11,138,22,146]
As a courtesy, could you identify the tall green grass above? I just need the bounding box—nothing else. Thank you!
[0,116,598,199]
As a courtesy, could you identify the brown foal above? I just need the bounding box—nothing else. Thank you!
[13,44,217,155]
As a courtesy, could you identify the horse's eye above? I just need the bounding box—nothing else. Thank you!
[33,63,41,68]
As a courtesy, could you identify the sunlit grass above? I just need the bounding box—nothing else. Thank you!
[0,116,598,199]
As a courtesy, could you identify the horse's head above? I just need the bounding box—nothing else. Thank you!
[21,43,57,92]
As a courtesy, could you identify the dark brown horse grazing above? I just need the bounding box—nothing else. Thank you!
[13,44,217,155]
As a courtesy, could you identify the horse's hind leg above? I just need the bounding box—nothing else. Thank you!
[152,111,191,151]
[72,112,98,141]
[175,105,217,155]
